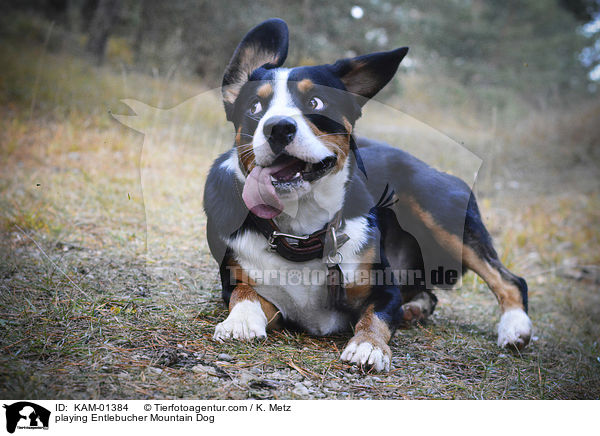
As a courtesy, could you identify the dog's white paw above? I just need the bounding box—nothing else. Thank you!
[341,335,392,372]
[497,308,532,350]
[213,300,267,342]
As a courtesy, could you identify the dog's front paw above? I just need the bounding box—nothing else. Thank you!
[340,334,392,372]
[497,308,532,350]
[213,300,267,342]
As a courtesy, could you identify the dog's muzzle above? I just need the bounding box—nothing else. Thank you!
[263,116,297,154]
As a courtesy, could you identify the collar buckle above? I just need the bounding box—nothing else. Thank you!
[268,231,311,252]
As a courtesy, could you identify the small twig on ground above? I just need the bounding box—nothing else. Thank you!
[286,359,319,379]
[1,338,28,351]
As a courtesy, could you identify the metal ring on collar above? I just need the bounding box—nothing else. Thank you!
[327,251,343,264]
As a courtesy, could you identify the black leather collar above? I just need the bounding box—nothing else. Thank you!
[248,213,329,262]
[247,209,349,263]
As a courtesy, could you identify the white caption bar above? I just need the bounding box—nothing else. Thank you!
[0,400,595,435]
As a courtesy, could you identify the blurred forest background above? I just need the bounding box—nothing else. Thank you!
[2,0,600,103]
[1,1,599,399]
[2,0,600,186]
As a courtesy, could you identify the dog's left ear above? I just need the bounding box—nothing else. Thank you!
[329,47,408,104]
[222,18,289,119]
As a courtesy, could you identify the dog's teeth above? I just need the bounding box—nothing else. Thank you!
[293,172,301,178]
[270,176,277,182]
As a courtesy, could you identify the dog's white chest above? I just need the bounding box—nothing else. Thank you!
[228,231,349,335]
[227,216,371,335]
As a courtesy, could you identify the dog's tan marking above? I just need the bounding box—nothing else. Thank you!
[225,256,256,287]
[354,305,392,344]
[213,282,270,341]
[297,78,314,93]
[257,83,273,99]
[235,126,242,146]
[229,283,257,308]
[342,116,353,134]
[462,249,523,311]
[236,126,256,173]
[346,246,376,306]
[398,194,524,312]
[223,44,282,104]
[229,285,281,330]
[306,119,350,172]
[341,304,392,371]
[226,259,282,330]
[229,283,282,330]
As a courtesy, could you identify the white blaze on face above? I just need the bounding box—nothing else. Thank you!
[252,69,333,166]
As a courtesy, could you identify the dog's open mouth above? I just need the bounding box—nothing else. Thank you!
[241,154,337,219]
[269,154,337,187]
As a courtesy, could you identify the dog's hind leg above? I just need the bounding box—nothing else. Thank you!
[401,291,438,324]
[462,246,531,350]
[396,192,532,350]
[377,209,438,325]
[460,195,532,350]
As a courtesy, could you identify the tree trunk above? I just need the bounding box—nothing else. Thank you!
[85,0,119,65]
[132,0,149,64]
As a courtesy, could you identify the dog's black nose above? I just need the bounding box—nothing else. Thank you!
[263,116,297,154]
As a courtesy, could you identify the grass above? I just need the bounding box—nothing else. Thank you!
[0,28,599,400]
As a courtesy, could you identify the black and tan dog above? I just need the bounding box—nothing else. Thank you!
[204,19,532,371]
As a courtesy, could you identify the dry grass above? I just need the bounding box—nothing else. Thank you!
[1,35,599,400]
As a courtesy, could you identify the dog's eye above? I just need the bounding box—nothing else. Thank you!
[308,97,324,111]
[249,100,263,115]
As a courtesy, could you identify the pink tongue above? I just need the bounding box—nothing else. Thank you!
[242,165,285,219]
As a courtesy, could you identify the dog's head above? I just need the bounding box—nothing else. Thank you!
[222,18,408,219]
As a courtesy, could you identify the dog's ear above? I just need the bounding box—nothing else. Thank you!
[329,47,408,104]
[222,18,289,118]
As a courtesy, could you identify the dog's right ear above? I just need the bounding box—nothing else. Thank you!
[222,18,289,120]
[329,47,408,104]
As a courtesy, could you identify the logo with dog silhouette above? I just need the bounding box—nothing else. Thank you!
[3,402,50,433]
